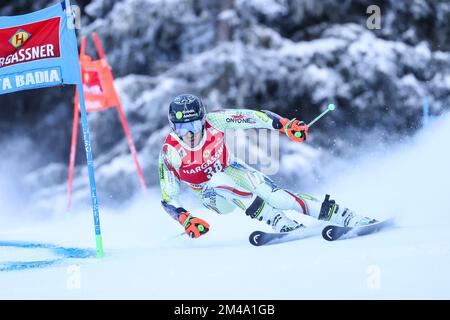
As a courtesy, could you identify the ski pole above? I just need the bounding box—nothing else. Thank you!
[167,232,186,241]
[308,103,336,127]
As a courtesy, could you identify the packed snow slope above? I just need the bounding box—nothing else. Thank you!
[0,113,449,299]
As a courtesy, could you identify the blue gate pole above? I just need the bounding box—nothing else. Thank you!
[77,83,104,258]
[64,0,103,258]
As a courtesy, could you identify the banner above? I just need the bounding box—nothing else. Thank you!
[0,2,81,94]
[0,2,104,258]
[75,35,121,112]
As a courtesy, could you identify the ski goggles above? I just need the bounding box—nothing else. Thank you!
[174,120,204,136]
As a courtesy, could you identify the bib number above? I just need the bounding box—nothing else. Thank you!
[205,161,223,179]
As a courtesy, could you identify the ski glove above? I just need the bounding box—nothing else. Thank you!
[178,212,210,238]
[281,118,308,142]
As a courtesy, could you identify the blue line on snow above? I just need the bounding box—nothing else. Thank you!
[0,241,96,272]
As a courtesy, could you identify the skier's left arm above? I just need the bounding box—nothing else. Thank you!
[159,147,210,239]
[207,109,308,142]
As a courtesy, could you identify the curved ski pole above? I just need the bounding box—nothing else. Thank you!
[308,103,336,127]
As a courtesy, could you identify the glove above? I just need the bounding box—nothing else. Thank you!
[280,118,308,142]
[178,212,210,238]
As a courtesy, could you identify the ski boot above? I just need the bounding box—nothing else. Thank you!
[246,196,303,232]
[318,194,377,227]
[276,215,303,233]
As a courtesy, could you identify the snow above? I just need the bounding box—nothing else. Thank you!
[237,0,288,19]
[1,112,450,299]
[279,38,347,58]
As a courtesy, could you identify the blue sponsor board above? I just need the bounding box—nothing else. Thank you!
[0,67,62,94]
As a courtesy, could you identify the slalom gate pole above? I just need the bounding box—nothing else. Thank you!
[77,82,104,258]
[66,38,86,211]
[307,103,336,127]
[66,103,79,211]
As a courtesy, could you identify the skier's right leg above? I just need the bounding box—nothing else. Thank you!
[243,195,302,232]
[200,171,302,232]
[223,160,376,227]
[222,160,320,216]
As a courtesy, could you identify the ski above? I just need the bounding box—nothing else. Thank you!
[322,218,395,241]
[249,224,323,246]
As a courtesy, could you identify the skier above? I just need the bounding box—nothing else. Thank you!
[159,94,376,238]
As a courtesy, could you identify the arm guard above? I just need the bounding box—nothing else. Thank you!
[159,147,188,222]
[206,109,289,131]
